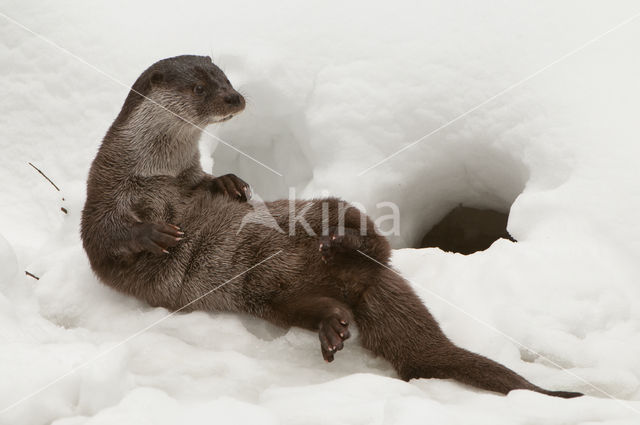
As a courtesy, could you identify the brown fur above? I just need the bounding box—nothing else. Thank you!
[81,55,581,399]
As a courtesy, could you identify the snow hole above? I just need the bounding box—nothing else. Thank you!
[404,145,528,253]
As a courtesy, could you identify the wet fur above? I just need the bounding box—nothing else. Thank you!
[81,55,581,399]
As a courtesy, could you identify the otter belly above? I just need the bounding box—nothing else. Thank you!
[116,195,367,314]
[132,194,296,312]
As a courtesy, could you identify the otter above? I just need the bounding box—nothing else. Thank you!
[81,55,582,399]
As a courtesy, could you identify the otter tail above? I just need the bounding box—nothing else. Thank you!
[352,267,582,399]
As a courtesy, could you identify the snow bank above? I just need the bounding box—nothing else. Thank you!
[1,0,640,424]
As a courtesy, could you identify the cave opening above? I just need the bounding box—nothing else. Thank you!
[420,205,516,254]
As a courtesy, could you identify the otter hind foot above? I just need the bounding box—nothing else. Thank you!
[318,310,351,362]
[318,227,363,263]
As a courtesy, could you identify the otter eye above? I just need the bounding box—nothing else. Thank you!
[193,85,205,96]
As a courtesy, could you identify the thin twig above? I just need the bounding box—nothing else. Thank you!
[28,162,60,191]
[25,271,40,280]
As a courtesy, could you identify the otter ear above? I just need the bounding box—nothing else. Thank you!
[206,56,212,62]
[150,70,164,85]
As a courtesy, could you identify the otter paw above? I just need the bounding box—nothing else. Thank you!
[210,173,251,202]
[318,234,341,263]
[318,312,351,362]
[318,227,361,263]
[132,222,184,255]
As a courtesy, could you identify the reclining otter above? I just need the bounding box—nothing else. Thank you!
[81,55,582,398]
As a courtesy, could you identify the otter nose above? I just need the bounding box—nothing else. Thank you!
[223,93,242,106]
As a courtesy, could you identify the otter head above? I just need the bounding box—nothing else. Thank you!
[129,55,245,127]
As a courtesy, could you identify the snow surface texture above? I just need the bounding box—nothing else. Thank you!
[1,1,640,424]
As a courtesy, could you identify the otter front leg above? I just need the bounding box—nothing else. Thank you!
[178,162,250,202]
[270,296,352,362]
[129,222,183,254]
[207,173,252,201]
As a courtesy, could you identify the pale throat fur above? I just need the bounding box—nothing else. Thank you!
[113,89,205,178]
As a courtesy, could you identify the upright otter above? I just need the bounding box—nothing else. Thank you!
[81,55,581,398]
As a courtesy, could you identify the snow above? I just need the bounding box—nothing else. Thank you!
[1,0,640,424]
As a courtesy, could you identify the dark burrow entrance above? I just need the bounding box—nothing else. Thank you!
[420,205,516,255]
[386,143,530,254]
